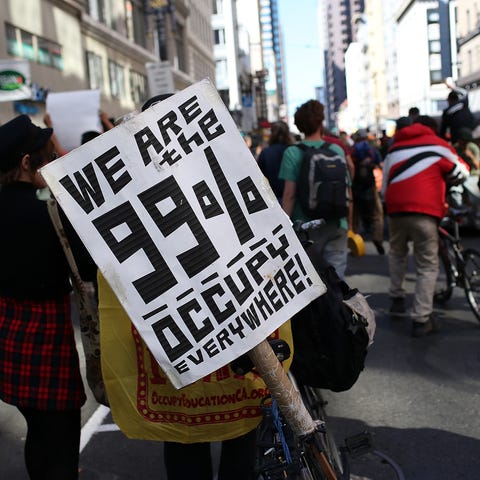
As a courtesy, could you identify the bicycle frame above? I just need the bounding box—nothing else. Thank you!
[438,216,466,289]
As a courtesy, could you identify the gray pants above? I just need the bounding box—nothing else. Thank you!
[388,215,439,321]
[309,223,348,279]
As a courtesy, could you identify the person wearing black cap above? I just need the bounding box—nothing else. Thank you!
[440,77,476,144]
[0,115,97,479]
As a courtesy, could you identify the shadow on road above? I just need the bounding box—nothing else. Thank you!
[328,416,480,480]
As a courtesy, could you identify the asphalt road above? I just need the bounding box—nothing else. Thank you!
[1,232,479,479]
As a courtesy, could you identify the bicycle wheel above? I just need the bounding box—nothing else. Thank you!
[434,238,454,303]
[462,248,480,322]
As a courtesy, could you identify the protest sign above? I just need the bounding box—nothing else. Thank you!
[40,78,325,388]
[46,89,101,152]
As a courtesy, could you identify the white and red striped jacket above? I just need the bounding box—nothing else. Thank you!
[381,123,470,219]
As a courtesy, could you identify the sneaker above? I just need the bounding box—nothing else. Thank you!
[411,315,439,338]
[389,297,406,316]
[373,240,385,255]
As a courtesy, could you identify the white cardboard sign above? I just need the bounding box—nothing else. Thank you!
[46,89,101,152]
[41,79,325,388]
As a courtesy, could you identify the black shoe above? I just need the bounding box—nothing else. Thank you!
[411,316,439,338]
[373,240,385,255]
[389,297,406,316]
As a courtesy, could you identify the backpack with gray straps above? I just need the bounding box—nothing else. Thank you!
[296,142,349,220]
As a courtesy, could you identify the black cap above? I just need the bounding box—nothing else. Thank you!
[0,115,52,173]
[141,93,174,112]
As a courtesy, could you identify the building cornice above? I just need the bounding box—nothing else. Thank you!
[81,12,159,63]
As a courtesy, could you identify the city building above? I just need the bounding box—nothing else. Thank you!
[322,0,365,130]
[395,0,454,118]
[0,0,215,125]
[456,0,480,114]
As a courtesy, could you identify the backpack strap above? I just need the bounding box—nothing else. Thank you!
[387,150,439,185]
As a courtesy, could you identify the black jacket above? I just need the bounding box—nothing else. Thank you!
[0,181,97,299]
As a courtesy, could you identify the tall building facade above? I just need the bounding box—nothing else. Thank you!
[258,0,286,123]
[0,0,215,124]
[456,0,480,112]
[323,0,364,129]
[395,0,453,117]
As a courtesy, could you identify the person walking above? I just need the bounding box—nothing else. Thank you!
[257,120,292,201]
[0,115,97,479]
[279,99,351,279]
[440,77,476,144]
[350,129,385,254]
[381,115,469,337]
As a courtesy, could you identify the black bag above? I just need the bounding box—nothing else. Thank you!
[296,143,349,220]
[290,255,375,392]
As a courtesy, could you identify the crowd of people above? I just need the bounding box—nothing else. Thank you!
[0,76,478,479]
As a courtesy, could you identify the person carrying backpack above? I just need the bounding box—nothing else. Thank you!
[279,100,352,279]
[350,129,385,254]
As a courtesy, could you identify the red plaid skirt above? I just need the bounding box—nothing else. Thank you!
[0,295,86,410]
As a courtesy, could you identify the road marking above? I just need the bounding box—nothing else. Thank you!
[80,404,111,453]
[96,423,120,432]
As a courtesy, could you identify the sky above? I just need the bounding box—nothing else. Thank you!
[277,0,323,122]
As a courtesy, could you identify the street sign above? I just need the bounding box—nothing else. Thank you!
[146,61,175,97]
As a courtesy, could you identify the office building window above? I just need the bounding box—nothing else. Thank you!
[5,23,63,70]
[129,70,147,105]
[87,51,104,91]
[214,28,225,45]
[109,60,125,99]
[427,9,442,84]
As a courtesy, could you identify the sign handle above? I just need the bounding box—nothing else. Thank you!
[248,339,317,437]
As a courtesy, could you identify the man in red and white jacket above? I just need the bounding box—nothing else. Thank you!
[381,116,470,337]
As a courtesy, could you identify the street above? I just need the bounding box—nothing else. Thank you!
[1,233,479,479]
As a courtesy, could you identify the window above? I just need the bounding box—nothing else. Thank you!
[427,9,442,84]
[109,60,125,99]
[87,51,104,90]
[20,30,35,61]
[129,70,147,105]
[6,23,19,56]
[429,40,441,53]
[214,28,225,45]
[125,0,147,47]
[5,23,63,70]
[213,0,223,14]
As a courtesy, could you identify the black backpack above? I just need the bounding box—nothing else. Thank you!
[296,143,349,220]
[290,254,374,392]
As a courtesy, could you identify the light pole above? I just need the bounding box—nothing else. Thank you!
[144,0,176,61]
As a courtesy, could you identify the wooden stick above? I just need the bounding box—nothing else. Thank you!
[248,339,317,437]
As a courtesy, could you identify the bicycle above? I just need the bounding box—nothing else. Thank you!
[434,207,480,321]
[252,218,368,480]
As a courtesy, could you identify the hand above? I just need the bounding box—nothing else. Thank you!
[44,113,53,128]
[445,77,456,90]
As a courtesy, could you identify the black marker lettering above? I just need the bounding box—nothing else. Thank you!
[59,164,105,214]
[134,126,163,166]
[94,146,132,194]
[138,176,219,277]
[92,201,177,302]
[151,314,193,363]
[177,298,214,342]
